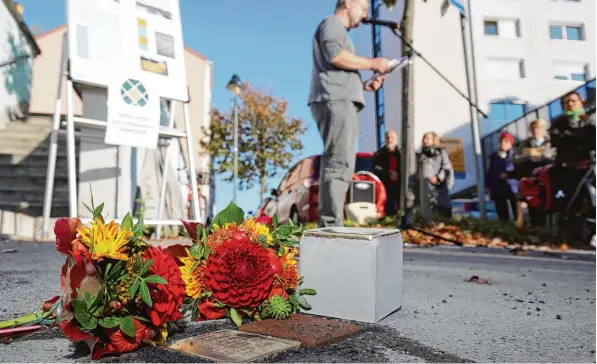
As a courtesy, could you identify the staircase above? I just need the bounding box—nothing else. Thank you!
[0,117,78,218]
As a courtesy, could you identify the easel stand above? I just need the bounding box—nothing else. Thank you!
[41,32,201,238]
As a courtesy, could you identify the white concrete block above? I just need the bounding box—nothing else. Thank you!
[299,227,403,323]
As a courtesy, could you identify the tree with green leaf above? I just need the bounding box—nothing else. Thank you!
[202,84,306,202]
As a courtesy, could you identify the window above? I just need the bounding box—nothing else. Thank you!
[486,58,525,80]
[484,21,498,35]
[483,19,521,38]
[552,62,588,82]
[549,23,584,40]
[488,101,527,123]
[159,98,171,126]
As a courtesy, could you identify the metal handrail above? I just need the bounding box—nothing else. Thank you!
[481,78,596,162]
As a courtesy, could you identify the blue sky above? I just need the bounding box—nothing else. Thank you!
[18,0,342,215]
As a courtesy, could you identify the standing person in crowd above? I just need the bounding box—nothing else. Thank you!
[550,91,596,165]
[513,119,555,227]
[415,132,455,218]
[486,132,520,222]
[308,0,390,227]
[373,130,402,216]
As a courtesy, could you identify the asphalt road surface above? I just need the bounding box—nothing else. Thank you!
[0,241,595,363]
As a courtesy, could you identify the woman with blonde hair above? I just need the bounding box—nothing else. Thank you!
[414,131,455,217]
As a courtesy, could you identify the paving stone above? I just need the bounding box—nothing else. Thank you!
[239,313,361,348]
[167,330,300,363]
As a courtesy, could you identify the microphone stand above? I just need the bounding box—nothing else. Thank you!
[389,27,488,118]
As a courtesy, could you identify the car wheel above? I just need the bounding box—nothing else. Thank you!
[290,207,301,225]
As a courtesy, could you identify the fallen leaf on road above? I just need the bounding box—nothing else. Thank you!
[0,249,17,254]
[465,275,492,285]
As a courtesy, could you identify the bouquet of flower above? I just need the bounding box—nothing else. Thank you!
[0,200,315,359]
[169,202,316,327]
[52,202,185,359]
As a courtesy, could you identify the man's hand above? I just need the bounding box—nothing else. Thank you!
[500,172,508,180]
[371,57,391,74]
[429,176,438,185]
[364,75,386,92]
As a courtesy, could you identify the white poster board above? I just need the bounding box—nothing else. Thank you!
[66,0,189,102]
[105,75,161,148]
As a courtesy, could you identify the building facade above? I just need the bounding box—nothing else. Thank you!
[353,0,596,193]
[0,0,40,129]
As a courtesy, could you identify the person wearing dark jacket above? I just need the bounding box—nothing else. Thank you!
[550,91,596,165]
[486,132,519,222]
[373,130,401,216]
[413,132,454,217]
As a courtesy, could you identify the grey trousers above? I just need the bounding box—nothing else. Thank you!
[310,100,359,227]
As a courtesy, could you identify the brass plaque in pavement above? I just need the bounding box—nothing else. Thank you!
[168,330,300,363]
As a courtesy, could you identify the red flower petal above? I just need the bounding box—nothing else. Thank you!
[181,220,202,242]
[54,218,81,255]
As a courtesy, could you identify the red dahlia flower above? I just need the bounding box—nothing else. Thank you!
[198,300,227,320]
[204,237,274,309]
[143,247,186,327]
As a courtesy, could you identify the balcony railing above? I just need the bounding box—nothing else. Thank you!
[481,78,596,164]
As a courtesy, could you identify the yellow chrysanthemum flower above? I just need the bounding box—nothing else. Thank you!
[77,218,133,261]
[242,219,273,245]
[179,250,205,299]
[281,246,297,266]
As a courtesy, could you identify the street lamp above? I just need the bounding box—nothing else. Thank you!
[226,74,243,205]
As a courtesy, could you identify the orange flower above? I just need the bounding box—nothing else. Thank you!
[206,224,237,251]
[269,286,288,300]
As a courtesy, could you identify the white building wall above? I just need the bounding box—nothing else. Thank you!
[354,0,596,194]
[0,2,36,129]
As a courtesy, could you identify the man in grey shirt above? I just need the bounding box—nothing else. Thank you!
[309,0,390,227]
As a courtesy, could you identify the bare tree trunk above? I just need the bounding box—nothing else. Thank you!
[259,174,266,204]
[399,0,416,215]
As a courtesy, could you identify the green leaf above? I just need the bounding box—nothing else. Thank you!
[82,202,94,215]
[98,317,120,328]
[214,301,226,308]
[130,277,140,298]
[211,202,245,229]
[121,213,134,231]
[106,261,123,282]
[139,259,154,276]
[202,247,211,260]
[119,316,135,338]
[83,292,94,308]
[190,260,201,273]
[134,214,144,235]
[134,257,142,271]
[229,308,243,327]
[298,296,312,310]
[104,262,112,278]
[288,294,300,308]
[191,303,199,321]
[273,215,279,228]
[278,246,285,256]
[299,288,317,296]
[140,280,152,306]
[73,299,97,330]
[144,275,168,285]
[189,244,203,260]
[196,224,205,242]
[93,203,104,218]
[131,315,151,323]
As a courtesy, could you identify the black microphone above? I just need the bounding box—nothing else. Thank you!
[362,18,400,29]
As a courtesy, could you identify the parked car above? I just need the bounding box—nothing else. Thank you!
[256,153,385,224]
